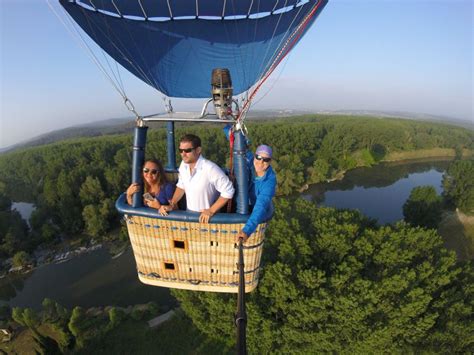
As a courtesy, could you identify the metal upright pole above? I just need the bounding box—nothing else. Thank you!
[235,239,247,355]
[131,124,148,207]
[233,130,249,214]
[166,121,177,171]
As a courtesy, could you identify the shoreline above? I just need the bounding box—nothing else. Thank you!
[298,150,469,191]
[2,243,105,277]
[2,230,130,278]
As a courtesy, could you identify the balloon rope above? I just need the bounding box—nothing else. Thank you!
[46,0,128,101]
[227,128,235,213]
[138,0,148,20]
[111,1,123,17]
[238,0,325,121]
[255,0,298,88]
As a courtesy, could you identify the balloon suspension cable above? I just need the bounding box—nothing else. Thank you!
[48,1,143,121]
[237,0,326,122]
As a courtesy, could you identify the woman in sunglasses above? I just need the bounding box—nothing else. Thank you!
[126,159,175,215]
[236,144,277,243]
[223,125,277,242]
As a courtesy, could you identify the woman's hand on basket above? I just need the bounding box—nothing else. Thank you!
[235,230,249,244]
[158,205,168,216]
[160,202,175,215]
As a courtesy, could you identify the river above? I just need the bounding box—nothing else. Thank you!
[1,159,450,309]
[302,159,449,224]
[0,248,175,310]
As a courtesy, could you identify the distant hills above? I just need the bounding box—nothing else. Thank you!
[319,110,473,129]
[0,118,133,154]
[1,110,471,154]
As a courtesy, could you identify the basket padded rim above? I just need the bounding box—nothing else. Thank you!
[116,193,267,224]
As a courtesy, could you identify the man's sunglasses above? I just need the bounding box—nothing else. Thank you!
[178,147,195,153]
[255,154,271,163]
[143,168,159,175]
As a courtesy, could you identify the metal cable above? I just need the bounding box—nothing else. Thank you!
[138,0,148,20]
[222,0,227,18]
[81,4,162,92]
[239,0,324,121]
[46,0,128,100]
[111,0,123,18]
[257,0,304,84]
[254,0,290,84]
[167,0,173,19]
[227,0,249,94]
[75,0,162,91]
[240,0,305,124]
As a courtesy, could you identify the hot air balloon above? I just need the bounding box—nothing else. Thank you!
[58,0,328,294]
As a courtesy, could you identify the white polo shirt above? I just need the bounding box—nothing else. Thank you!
[177,155,235,212]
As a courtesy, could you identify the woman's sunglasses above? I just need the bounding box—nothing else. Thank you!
[178,147,195,153]
[255,154,271,163]
[143,167,159,175]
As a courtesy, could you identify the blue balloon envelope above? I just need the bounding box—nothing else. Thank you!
[60,0,328,98]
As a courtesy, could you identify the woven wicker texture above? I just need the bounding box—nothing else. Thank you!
[125,214,266,293]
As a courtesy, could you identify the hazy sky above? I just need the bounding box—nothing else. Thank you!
[1,0,472,149]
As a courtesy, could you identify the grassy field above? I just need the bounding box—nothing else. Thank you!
[78,310,230,355]
[383,148,473,162]
[438,210,474,260]
[383,148,456,161]
[0,310,231,355]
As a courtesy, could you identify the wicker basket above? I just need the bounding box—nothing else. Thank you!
[125,214,266,293]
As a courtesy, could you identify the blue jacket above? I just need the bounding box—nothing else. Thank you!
[242,151,277,235]
[223,124,277,235]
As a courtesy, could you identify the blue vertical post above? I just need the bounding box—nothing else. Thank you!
[132,125,148,208]
[233,130,249,215]
[166,121,177,171]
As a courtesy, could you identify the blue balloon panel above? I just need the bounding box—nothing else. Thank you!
[76,0,302,19]
[60,0,328,98]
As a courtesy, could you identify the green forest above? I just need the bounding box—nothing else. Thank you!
[0,115,473,353]
[0,115,472,257]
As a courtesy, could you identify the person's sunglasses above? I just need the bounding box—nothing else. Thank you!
[179,147,195,153]
[255,154,271,163]
[143,168,159,175]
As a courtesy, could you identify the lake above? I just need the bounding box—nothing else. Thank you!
[302,159,449,224]
[1,159,451,309]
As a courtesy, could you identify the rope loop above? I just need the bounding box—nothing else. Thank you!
[124,97,140,119]
[240,122,249,138]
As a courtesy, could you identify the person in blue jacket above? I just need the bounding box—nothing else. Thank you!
[237,143,277,243]
[224,125,277,242]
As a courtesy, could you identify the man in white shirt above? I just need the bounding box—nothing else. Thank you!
[163,134,234,223]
